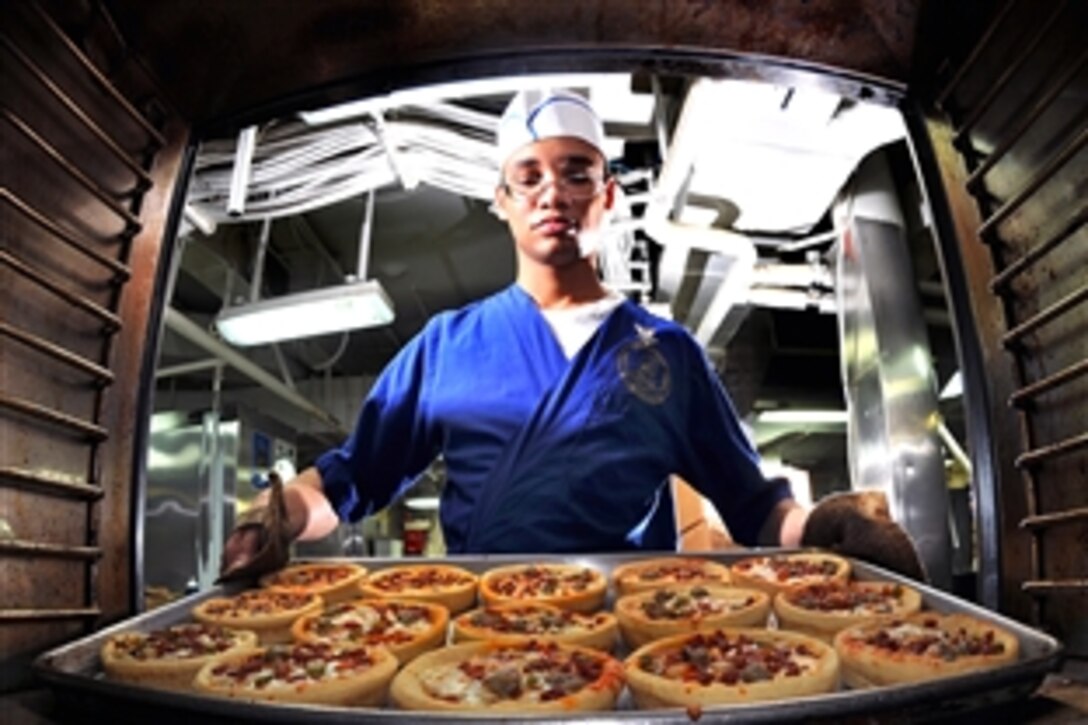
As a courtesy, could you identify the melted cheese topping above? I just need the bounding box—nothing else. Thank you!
[633,563,727,584]
[303,601,434,645]
[200,590,318,619]
[370,567,474,592]
[638,586,753,621]
[110,624,245,661]
[736,557,840,585]
[787,583,904,615]
[858,618,1007,660]
[205,643,378,689]
[418,642,606,705]
[264,565,356,588]
[489,566,600,599]
[637,631,819,685]
[464,606,608,636]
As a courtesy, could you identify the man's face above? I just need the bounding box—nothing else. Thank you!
[494,136,615,269]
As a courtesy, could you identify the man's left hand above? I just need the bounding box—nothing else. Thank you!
[801,490,927,582]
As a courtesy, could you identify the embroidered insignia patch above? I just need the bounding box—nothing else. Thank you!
[616,324,671,404]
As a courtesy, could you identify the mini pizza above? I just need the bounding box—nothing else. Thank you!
[259,562,367,606]
[291,598,448,665]
[193,590,323,644]
[193,641,398,705]
[834,612,1020,688]
[479,563,607,613]
[452,603,619,652]
[615,585,771,649]
[729,552,851,596]
[625,628,840,708]
[774,581,923,642]
[612,557,732,596]
[101,623,258,691]
[359,564,478,614]
[389,639,625,713]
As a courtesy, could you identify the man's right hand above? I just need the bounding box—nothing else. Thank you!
[217,472,294,583]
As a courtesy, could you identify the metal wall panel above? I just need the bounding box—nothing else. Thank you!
[0,0,186,689]
[144,414,240,596]
[835,158,952,589]
[923,0,1088,653]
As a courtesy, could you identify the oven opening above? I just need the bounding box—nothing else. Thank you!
[147,63,970,602]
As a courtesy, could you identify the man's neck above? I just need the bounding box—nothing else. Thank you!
[517,259,607,309]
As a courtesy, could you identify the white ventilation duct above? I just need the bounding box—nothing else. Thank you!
[645,219,756,346]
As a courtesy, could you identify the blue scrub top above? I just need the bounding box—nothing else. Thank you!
[316,285,790,553]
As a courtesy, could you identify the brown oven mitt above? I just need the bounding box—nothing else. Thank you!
[801,490,928,582]
[216,470,293,584]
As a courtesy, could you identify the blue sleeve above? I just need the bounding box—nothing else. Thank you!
[315,328,440,522]
[674,337,792,546]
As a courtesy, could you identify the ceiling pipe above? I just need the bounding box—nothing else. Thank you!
[646,79,729,320]
[155,358,223,379]
[163,307,346,433]
[227,125,257,216]
[646,219,757,347]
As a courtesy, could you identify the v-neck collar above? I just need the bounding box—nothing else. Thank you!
[506,284,627,367]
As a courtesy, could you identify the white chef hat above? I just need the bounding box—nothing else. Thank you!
[496,89,606,168]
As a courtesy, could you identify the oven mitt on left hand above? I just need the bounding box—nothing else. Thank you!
[216,471,292,584]
[801,490,928,582]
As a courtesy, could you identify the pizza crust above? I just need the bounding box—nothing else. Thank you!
[612,557,732,596]
[834,612,1020,688]
[729,552,851,596]
[615,585,771,649]
[192,591,323,644]
[451,602,619,652]
[192,642,398,706]
[389,640,625,713]
[101,625,258,691]
[479,563,607,613]
[291,598,449,665]
[359,564,479,614]
[625,628,840,708]
[259,562,367,606]
[774,581,923,642]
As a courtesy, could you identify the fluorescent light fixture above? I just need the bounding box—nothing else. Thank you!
[757,410,848,424]
[215,280,394,346]
[404,496,441,512]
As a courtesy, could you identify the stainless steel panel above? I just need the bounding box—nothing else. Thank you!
[144,412,238,595]
[144,409,298,597]
[836,152,953,590]
[33,551,1062,723]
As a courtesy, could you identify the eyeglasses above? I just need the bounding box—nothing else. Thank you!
[502,169,606,203]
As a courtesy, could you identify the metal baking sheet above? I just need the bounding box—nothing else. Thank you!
[32,550,1063,723]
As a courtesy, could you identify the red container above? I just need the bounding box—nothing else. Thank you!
[403,520,430,556]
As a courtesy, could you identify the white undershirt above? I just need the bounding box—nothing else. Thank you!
[538,290,626,359]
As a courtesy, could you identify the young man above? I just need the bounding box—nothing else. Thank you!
[222,90,920,580]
